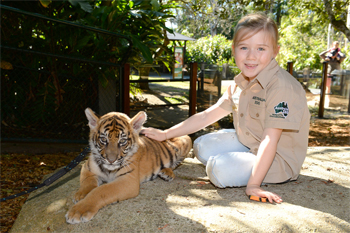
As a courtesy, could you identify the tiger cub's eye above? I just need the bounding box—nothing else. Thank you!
[119,138,127,145]
[99,137,108,144]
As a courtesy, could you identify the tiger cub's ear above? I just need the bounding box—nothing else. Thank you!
[85,108,99,130]
[130,111,147,133]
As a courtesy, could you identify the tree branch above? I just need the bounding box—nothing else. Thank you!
[323,0,350,41]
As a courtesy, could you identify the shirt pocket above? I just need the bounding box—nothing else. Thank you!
[248,104,265,130]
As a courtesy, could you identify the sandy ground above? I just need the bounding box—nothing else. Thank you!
[3,79,350,232]
[9,147,350,232]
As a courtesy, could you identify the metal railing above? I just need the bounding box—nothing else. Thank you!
[289,62,350,117]
[127,63,197,117]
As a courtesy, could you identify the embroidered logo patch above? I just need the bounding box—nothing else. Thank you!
[270,101,289,118]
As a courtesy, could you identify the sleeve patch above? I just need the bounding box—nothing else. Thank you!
[270,101,289,119]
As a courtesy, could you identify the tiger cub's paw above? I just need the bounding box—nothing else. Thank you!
[73,189,90,203]
[65,201,98,224]
[158,168,175,181]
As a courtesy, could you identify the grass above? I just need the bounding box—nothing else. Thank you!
[130,75,191,104]
[164,96,188,104]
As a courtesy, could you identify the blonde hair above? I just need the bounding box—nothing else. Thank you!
[233,13,279,53]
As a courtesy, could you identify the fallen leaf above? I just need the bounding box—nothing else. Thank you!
[0,152,76,233]
[158,224,169,230]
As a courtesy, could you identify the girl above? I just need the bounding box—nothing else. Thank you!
[142,13,310,204]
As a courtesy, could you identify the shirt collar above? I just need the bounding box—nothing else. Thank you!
[234,58,279,90]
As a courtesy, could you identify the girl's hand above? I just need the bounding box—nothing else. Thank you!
[246,185,283,204]
[140,127,167,141]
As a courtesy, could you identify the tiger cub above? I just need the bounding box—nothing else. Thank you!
[65,108,192,224]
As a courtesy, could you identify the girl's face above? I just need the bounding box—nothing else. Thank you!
[233,30,279,81]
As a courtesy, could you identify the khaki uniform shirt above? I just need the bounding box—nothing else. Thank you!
[216,59,310,183]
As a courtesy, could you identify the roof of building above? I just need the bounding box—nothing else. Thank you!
[166,32,195,41]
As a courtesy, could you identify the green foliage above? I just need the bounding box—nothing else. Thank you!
[288,0,350,26]
[174,0,244,39]
[185,35,232,64]
[342,46,350,69]
[277,9,327,71]
[277,1,349,71]
[308,106,319,117]
[1,0,178,128]
[175,0,349,73]
[2,0,177,72]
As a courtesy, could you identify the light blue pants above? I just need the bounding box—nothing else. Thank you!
[193,129,256,188]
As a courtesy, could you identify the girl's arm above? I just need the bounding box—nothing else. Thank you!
[142,85,236,141]
[141,104,231,141]
[245,127,283,203]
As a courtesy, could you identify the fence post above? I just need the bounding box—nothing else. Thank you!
[200,63,204,92]
[122,63,130,116]
[189,62,197,116]
[318,62,328,118]
[287,61,293,75]
[216,69,222,98]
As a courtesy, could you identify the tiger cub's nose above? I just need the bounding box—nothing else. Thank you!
[106,158,116,164]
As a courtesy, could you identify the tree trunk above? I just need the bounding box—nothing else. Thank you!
[139,67,151,90]
[276,0,281,27]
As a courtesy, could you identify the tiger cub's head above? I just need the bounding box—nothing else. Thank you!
[85,108,146,171]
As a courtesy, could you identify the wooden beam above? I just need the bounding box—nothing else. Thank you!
[122,63,130,116]
[189,62,197,116]
[287,61,293,76]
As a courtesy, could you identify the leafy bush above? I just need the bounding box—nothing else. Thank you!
[277,11,327,72]
[341,46,350,70]
[185,35,233,65]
